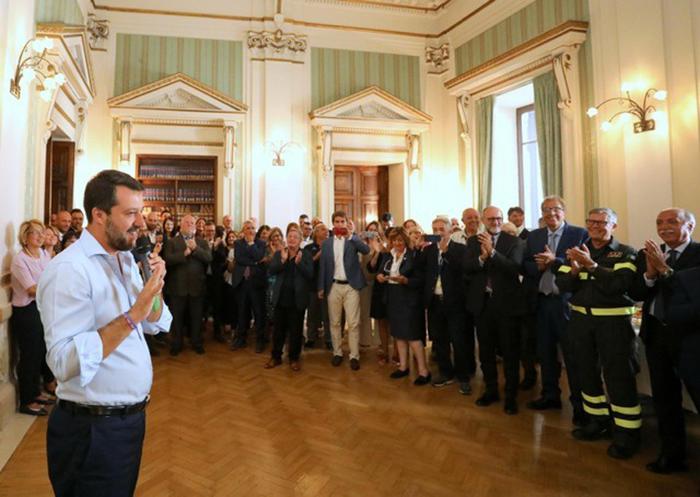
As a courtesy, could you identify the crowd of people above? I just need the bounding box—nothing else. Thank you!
[9,193,699,476]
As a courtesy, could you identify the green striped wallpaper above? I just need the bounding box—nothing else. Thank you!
[114,34,243,100]
[311,48,421,110]
[454,0,597,210]
[35,0,84,25]
[454,0,588,74]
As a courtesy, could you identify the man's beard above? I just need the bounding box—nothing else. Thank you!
[106,216,138,251]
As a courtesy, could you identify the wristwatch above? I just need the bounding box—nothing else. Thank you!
[660,267,674,279]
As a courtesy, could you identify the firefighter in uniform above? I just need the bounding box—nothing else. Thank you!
[555,207,641,459]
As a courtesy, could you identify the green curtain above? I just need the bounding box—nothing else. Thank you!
[477,95,494,210]
[533,71,562,196]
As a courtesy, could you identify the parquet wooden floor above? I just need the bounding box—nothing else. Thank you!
[0,336,698,497]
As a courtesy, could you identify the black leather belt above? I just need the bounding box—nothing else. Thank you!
[333,279,349,285]
[58,398,149,417]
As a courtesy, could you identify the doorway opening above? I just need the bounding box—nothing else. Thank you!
[333,165,389,229]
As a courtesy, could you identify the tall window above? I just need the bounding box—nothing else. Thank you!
[490,84,543,229]
[516,105,543,228]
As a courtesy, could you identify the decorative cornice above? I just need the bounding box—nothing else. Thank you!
[247,29,308,54]
[132,119,223,127]
[445,20,588,90]
[425,43,450,74]
[303,0,453,14]
[332,127,407,136]
[131,139,223,147]
[36,24,96,98]
[90,0,494,40]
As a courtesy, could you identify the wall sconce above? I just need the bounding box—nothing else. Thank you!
[586,84,666,133]
[9,37,66,101]
[265,140,301,166]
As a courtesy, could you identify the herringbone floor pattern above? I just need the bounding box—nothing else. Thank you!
[1,336,698,497]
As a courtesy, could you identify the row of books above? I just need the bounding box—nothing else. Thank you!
[139,164,214,179]
[142,188,214,203]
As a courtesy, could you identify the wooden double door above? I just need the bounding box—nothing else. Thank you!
[334,165,388,229]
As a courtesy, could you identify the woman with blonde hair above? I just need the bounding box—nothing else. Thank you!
[42,225,60,257]
[10,220,56,415]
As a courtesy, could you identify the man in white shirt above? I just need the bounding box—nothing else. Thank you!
[318,211,370,370]
[38,170,172,497]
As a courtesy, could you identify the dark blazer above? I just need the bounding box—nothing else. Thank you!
[318,235,370,294]
[629,240,700,340]
[522,223,588,299]
[232,239,267,288]
[372,249,422,308]
[519,228,530,240]
[464,232,526,317]
[421,241,467,310]
[163,235,212,297]
[210,241,229,278]
[269,249,314,310]
[667,266,700,329]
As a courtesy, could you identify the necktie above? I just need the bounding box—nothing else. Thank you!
[667,249,678,268]
[539,231,559,295]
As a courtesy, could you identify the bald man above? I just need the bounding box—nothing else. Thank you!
[451,208,481,245]
[54,211,72,240]
[163,214,213,355]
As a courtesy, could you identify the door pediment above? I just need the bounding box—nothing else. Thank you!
[310,85,431,133]
[108,72,248,122]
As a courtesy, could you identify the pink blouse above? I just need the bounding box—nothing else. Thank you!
[11,249,51,307]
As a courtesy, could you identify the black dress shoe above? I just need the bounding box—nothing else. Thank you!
[194,346,205,355]
[475,391,500,407]
[504,398,518,415]
[214,334,226,344]
[169,347,181,356]
[350,358,360,371]
[607,443,638,460]
[526,397,562,410]
[646,455,689,474]
[19,405,48,416]
[390,369,409,379]
[331,355,343,367]
[255,340,266,354]
[572,421,610,441]
[414,372,431,386]
[304,340,315,349]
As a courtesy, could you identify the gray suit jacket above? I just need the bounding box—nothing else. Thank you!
[318,235,370,294]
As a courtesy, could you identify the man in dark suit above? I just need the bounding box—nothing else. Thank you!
[163,214,212,355]
[231,220,268,352]
[508,206,536,388]
[422,216,472,394]
[523,196,588,422]
[668,266,700,405]
[203,221,227,343]
[318,210,370,370]
[464,206,526,414]
[630,208,700,474]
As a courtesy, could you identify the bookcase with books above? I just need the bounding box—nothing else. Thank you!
[136,155,217,223]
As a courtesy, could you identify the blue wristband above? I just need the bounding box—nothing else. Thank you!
[123,312,138,331]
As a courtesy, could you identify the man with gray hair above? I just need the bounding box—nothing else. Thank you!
[555,207,640,459]
[630,207,700,474]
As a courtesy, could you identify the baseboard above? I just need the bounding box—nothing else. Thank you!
[0,382,35,471]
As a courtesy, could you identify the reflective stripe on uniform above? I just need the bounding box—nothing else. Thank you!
[582,392,607,404]
[613,417,642,429]
[571,305,635,316]
[610,404,642,415]
[584,404,609,416]
[558,265,572,273]
[613,262,637,272]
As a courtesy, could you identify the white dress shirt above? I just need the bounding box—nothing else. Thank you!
[37,228,172,405]
[333,236,348,281]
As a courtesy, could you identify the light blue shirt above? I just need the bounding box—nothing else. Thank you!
[37,228,172,405]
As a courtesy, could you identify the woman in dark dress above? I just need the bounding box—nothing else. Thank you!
[370,228,431,385]
[367,224,391,364]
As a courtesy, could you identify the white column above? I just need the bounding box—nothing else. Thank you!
[317,126,334,223]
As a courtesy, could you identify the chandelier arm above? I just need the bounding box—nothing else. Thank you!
[607,110,633,124]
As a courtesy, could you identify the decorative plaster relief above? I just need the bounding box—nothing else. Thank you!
[141,89,218,110]
[247,29,308,62]
[425,43,450,74]
[86,13,110,49]
[337,103,407,120]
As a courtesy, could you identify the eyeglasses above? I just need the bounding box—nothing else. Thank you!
[542,207,564,213]
[585,219,610,227]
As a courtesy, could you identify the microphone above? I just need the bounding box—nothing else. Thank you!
[133,236,153,280]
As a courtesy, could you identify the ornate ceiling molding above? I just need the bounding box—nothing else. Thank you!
[247,29,308,62]
[425,42,450,74]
